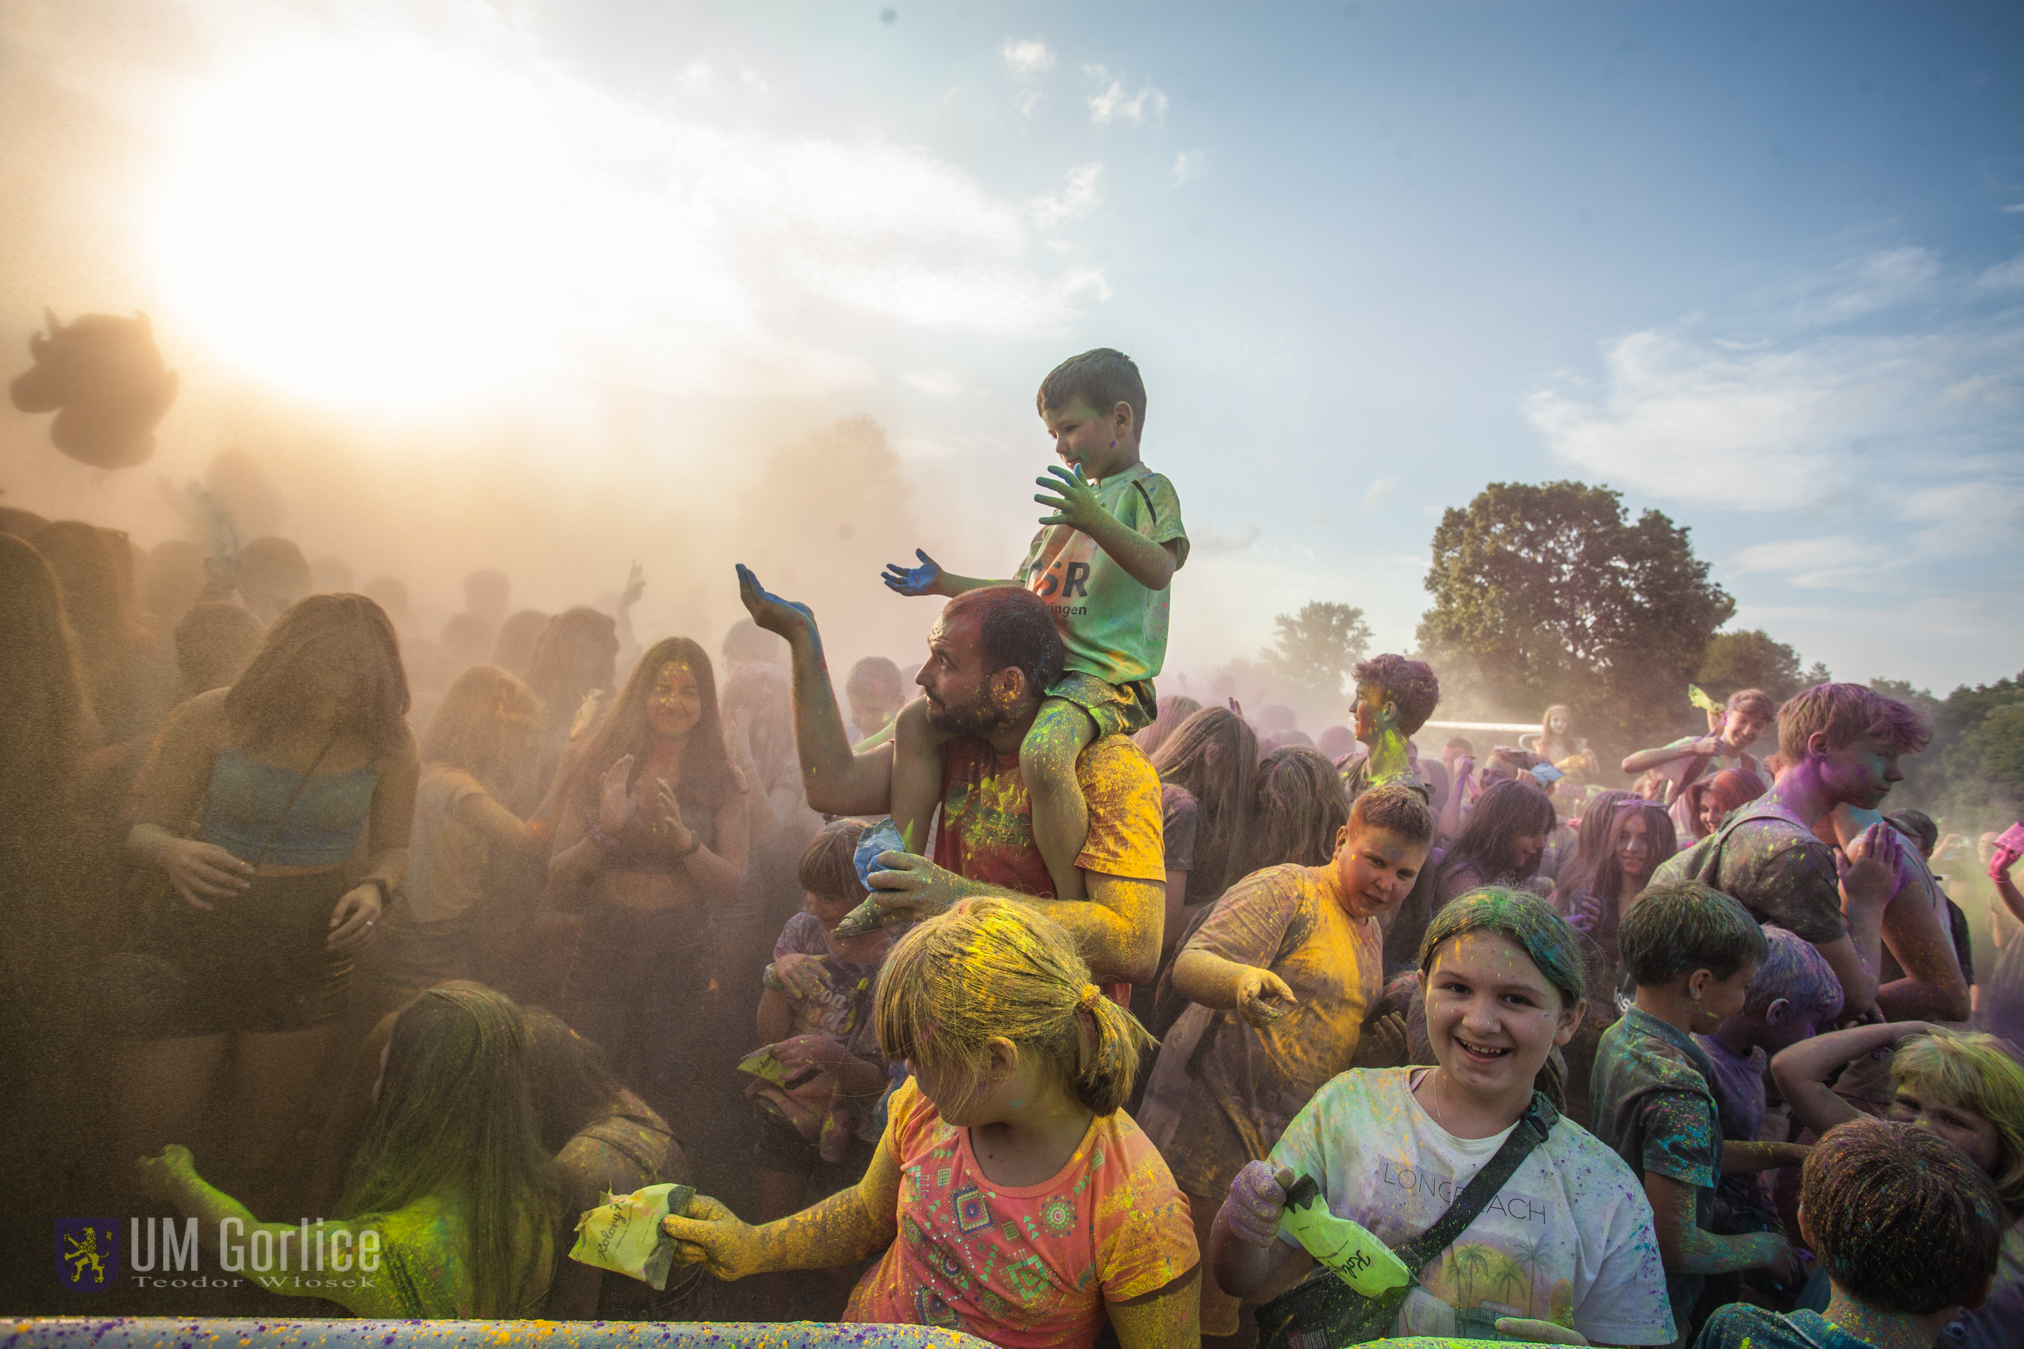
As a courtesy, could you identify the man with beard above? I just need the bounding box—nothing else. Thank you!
[735,566,1164,992]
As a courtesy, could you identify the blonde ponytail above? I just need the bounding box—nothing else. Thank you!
[874,898,1153,1117]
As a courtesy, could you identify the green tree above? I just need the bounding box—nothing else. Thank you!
[1260,601,1373,722]
[1862,674,2024,829]
[1697,629,1807,703]
[1417,481,1735,765]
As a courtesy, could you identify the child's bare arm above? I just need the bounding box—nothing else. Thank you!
[879,548,1014,599]
[1718,1141,1810,1174]
[1034,467,1180,591]
[1107,1267,1201,1349]
[1213,1162,1305,1299]
[1619,741,1706,775]
[1644,1173,1792,1277]
[756,986,793,1044]
[1172,948,1297,1027]
[1771,1020,1936,1137]
[663,1130,901,1279]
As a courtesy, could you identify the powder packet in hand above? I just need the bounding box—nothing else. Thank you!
[1998,823,2024,855]
[1277,1174,1413,1298]
[832,817,910,938]
[568,1181,698,1290]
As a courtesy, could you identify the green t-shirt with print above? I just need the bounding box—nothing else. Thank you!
[1015,463,1187,687]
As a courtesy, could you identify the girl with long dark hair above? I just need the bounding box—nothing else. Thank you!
[546,636,749,1115]
[1148,706,1259,942]
[1549,795,1679,1124]
[1430,777,1558,910]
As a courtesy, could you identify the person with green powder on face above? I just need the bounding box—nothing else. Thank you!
[881,347,1189,907]
[1335,653,1442,807]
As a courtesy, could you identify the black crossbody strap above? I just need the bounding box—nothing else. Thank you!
[1393,1091,1558,1273]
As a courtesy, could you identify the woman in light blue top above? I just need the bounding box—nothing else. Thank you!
[126,593,420,1212]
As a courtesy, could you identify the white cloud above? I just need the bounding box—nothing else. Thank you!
[1172,150,1206,184]
[100,0,1105,411]
[1363,475,1399,507]
[902,370,963,400]
[2001,202,2024,214]
[1001,38,1054,76]
[1189,521,1261,554]
[1029,162,1102,228]
[1979,253,2024,289]
[1794,246,1943,324]
[1525,246,2024,603]
[1015,88,1043,118]
[1085,65,1168,125]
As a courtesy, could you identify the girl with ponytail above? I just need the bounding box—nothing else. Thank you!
[663,898,1202,1348]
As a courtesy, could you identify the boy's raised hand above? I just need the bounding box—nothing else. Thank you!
[880,548,943,597]
[1035,463,1105,532]
[735,564,818,644]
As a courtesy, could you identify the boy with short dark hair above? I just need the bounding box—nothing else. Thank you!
[882,348,1187,902]
[1138,783,1433,1341]
[1694,926,1845,1315]
[1695,1118,2001,1349]
[1338,652,1441,805]
[1590,880,1810,1338]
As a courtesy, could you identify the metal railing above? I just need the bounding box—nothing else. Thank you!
[3,1320,991,1349]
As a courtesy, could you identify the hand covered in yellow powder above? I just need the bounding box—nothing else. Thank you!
[1233,968,1297,1028]
[134,1144,197,1200]
[661,1194,762,1281]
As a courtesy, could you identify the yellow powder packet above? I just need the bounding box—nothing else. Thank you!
[569,1181,697,1290]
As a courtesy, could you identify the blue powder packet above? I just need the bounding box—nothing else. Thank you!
[833,818,910,938]
[853,817,907,889]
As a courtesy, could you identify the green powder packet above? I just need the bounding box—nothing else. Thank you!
[1277,1174,1414,1298]
[568,1181,698,1291]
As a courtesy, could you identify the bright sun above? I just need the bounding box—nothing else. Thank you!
[144,39,590,411]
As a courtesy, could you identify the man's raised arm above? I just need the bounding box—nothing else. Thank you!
[735,564,895,817]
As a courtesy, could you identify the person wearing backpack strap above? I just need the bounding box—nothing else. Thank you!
[1649,683,1930,1021]
[1212,889,1674,1347]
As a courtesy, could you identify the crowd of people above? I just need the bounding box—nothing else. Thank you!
[3,347,2023,1349]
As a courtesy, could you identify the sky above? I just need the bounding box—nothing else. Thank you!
[2,0,2020,707]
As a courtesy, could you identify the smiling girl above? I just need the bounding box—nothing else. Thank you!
[1213,887,1675,1346]
[545,636,748,1115]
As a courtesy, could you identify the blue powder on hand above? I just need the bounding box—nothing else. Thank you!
[854,817,907,890]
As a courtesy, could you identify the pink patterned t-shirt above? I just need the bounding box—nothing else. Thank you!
[845,1078,1198,1348]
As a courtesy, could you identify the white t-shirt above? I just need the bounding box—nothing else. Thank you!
[1267,1067,1675,1345]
